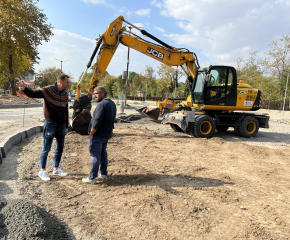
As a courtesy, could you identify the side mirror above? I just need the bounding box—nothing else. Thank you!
[204,74,212,82]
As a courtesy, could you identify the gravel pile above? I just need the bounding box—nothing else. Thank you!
[0,199,71,240]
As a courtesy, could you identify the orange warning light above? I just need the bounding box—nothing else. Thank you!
[239,80,243,83]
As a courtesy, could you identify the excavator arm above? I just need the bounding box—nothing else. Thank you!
[71,15,199,134]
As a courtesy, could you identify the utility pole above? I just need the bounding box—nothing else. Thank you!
[283,73,289,115]
[144,81,147,106]
[124,26,132,106]
[55,59,69,73]
[117,82,119,105]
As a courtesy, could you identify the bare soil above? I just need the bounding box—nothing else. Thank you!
[0,95,41,105]
[4,116,290,239]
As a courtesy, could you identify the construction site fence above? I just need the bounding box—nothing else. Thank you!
[126,96,166,102]
[261,99,290,111]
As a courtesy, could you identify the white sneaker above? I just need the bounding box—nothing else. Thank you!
[39,170,50,181]
[52,168,68,176]
[98,173,108,180]
[82,177,96,184]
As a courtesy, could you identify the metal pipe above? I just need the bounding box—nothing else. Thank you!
[122,19,142,32]
[123,18,173,50]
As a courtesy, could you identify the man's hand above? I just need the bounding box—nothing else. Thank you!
[16,80,26,91]
[89,132,94,140]
[65,128,68,135]
[89,128,97,140]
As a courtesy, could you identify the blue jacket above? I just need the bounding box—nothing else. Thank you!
[88,98,116,139]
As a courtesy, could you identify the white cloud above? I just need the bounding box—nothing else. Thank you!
[154,26,165,33]
[150,0,163,8]
[134,8,151,17]
[35,30,97,81]
[159,0,290,66]
[34,29,159,81]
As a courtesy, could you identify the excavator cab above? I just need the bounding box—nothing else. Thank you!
[191,65,237,107]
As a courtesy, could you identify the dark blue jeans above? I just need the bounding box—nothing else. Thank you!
[40,121,66,169]
[88,137,108,179]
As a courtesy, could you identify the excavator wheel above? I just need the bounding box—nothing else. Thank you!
[193,115,216,138]
[234,119,241,136]
[238,116,259,138]
[170,107,192,132]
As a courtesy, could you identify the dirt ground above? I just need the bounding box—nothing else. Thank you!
[0,95,41,105]
[1,114,289,239]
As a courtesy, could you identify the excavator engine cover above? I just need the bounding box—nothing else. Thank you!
[71,95,92,135]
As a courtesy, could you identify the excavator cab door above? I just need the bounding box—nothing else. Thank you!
[203,66,237,106]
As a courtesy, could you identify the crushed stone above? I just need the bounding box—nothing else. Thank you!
[0,199,71,240]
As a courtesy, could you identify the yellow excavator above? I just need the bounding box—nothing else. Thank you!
[71,15,269,138]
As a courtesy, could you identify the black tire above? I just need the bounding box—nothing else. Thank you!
[170,123,183,132]
[193,115,216,138]
[234,119,241,136]
[238,116,259,138]
[216,125,229,132]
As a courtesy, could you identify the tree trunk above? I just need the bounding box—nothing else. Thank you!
[9,54,16,96]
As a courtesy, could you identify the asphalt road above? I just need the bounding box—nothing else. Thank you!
[0,101,145,143]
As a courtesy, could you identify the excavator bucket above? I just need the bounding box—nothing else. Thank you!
[70,95,92,135]
[137,107,160,121]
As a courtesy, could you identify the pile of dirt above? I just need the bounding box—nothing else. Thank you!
[0,95,42,105]
[0,199,71,239]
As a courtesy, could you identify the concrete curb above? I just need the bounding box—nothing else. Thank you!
[0,103,43,109]
[0,125,43,163]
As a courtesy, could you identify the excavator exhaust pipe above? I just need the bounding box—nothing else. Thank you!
[137,107,160,121]
[70,95,92,135]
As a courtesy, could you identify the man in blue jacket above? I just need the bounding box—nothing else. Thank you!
[82,86,116,184]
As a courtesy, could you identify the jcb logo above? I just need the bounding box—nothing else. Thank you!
[146,47,164,60]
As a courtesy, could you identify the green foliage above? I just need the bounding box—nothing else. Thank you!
[35,66,61,87]
[236,34,290,103]
[0,0,53,90]
[156,64,184,97]
[266,34,290,101]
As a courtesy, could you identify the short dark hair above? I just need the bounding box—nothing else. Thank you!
[94,86,107,95]
[57,73,70,82]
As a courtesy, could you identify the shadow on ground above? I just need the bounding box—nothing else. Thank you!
[100,173,234,194]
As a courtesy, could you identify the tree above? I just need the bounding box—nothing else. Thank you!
[0,54,33,88]
[143,65,158,97]
[235,52,276,101]
[0,0,53,94]
[266,34,290,101]
[156,64,184,97]
[35,66,62,88]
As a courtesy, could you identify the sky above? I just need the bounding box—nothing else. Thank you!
[35,0,290,82]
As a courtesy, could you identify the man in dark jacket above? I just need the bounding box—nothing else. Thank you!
[82,86,116,184]
[16,73,70,181]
